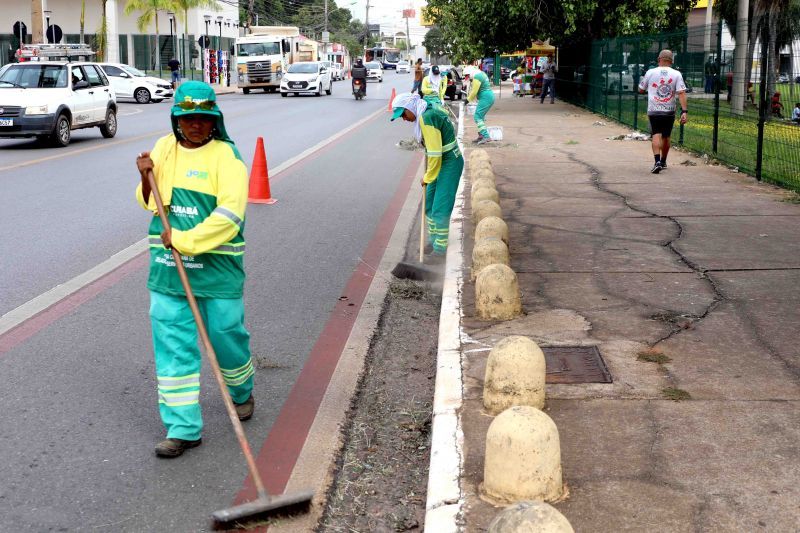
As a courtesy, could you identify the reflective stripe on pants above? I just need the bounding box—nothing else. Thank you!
[149,291,253,440]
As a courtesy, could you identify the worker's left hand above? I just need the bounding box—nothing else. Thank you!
[161,229,172,250]
[680,111,688,125]
[420,178,426,188]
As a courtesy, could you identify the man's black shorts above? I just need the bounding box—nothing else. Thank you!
[648,114,676,137]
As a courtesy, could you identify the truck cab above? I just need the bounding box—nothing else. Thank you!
[236,26,303,94]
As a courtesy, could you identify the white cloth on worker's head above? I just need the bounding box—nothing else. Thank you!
[393,92,428,142]
[429,70,442,88]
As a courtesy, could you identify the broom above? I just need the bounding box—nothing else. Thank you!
[391,183,441,281]
[144,170,314,529]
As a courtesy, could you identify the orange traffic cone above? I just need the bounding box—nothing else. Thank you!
[248,137,277,204]
[388,88,396,111]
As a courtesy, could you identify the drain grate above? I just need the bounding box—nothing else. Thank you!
[542,346,612,384]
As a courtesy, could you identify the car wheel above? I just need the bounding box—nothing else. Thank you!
[243,88,250,94]
[152,99,164,103]
[317,85,322,96]
[134,87,151,104]
[281,91,287,97]
[325,81,332,95]
[100,109,117,138]
[379,77,383,83]
[50,114,71,147]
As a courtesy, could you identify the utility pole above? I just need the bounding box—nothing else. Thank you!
[405,12,411,59]
[703,0,713,62]
[364,2,371,49]
[324,0,328,32]
[31,0,44,44]
[732,0,748,115]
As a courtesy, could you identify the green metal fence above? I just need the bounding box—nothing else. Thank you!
[558,20,800,190]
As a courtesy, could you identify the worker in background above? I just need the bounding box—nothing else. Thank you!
[421,65,447,106]
[390,92,464,256]
[464,65,495,145]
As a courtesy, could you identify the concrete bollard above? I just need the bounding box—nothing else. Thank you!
[475,216,509,245]
[469,149,490,165]
[472,159,493,174]
[483,406,564,504]
[488,501,574,533]
[475,264,522,320]
[472,237,510,281]
[473,199,502,225]
[472,166,495,184]
[472,186,500,206]
[471,177,496,197]
[483,336,545,414]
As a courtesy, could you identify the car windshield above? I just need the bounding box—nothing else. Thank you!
[0,64,68,88]
[238,42,281,56]
[288,63,318,73]
[366,62,380,69]
[398,61,409,66]
[123,65,147,77]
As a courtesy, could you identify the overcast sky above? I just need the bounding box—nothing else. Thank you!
[346,0,429,44]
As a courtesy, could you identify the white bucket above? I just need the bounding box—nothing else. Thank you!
[467,104,477,115]
[487,126,503,141]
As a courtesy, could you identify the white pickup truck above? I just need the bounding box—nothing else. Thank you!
[0,61,118,147]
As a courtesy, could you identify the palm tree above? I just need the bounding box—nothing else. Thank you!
[124,0,176,71]
[171,0,220,70]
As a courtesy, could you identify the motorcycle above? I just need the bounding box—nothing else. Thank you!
[352,78,366,100]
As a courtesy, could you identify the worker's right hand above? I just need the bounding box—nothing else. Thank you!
[137,151,154,175]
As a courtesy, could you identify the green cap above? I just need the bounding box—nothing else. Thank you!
[390,106,405,121]
[169,81,242,161]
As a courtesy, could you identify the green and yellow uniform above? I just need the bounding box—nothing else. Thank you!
[420,105,464,253]
[136,82,253,442]
[468,70,495,138]
[421,74,447,105]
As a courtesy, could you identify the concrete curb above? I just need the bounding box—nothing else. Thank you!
[425,102,467,531]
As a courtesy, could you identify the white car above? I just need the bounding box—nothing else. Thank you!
[331,63,345,80]
[396,60,410,74]
[0,61,118,147]
[365,61,383,82]
[280,61,333,97]
[98,63,173,103]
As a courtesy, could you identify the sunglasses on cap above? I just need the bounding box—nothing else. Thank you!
[176,100,216,111]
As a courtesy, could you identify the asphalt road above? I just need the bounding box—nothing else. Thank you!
[0,72,422,531]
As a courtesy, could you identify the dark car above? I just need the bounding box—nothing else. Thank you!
[500,66,510,81]
[445,68,463,100]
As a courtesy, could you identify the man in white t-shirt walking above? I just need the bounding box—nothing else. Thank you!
[638,49,688,174]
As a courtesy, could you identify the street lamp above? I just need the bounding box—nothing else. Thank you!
[216,15,223,49]
[202,14,211,82]
[167,12,175,63]
[44,10,52,42]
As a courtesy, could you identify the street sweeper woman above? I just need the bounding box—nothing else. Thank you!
[464,65,495,144]
[135,81,255,458]
[391,92,464,256]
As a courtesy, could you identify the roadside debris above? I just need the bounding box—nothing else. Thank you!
[606,132,650,141]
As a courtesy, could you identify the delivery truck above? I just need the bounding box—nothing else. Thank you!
[236,26,320,94]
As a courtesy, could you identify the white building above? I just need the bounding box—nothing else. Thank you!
[2,0,240,70]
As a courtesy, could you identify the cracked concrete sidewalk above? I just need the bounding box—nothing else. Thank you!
[458,97,800,531]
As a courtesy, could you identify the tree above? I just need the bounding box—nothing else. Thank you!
[124,0,175,69]
[422,26,449,57]
[171,0,220,66]
[96,0,108,60]
[424,0,694,62]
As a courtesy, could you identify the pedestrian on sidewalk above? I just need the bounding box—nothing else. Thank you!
[134,81,255,458]
[421,64,447,105]
[391,92,464,255]
[464,65,495,144]
[637,49,688,174]
[792,103,800,124]
[412,58,424,94]
[539,53,557,104]
[168,57,181,89]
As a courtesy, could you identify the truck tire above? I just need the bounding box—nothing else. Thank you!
[281,92,287,97]
[243,88,250,94]
[50,114,71,147]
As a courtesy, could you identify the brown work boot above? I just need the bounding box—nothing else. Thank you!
[235,394,255,421]
[155,437,202,458]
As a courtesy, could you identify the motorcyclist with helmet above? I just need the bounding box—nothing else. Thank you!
[351,57,367,98]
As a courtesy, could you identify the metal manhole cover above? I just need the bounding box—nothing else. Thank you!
[542,346,612,384]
